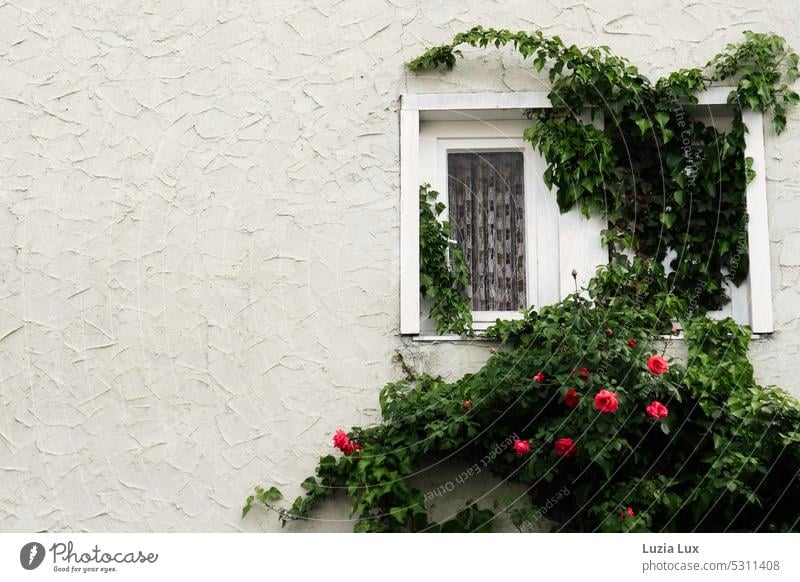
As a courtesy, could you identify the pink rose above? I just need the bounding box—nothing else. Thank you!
[554,438,576,458]
[647,355,669,375]
[513,439,531,456]
[646,400,669,420]
[594,389,619,413]
[333,429,360,455]
[333,429,349,451]
[533,371,545,383]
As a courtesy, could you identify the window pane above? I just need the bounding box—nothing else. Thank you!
[447,151,526,311]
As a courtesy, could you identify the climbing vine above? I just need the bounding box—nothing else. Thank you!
[243,30,800,533]
[419,185,473,335]
[411,28,799,316]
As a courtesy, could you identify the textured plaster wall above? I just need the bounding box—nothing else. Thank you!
[0,0,798,532]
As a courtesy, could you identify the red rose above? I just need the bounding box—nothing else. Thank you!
[627,507,635,518]
[647,355,669,375]
[554,438,576,457]
[513,439,531,456]
[462,399,472,411]
[594,389,619,413]
[338,437,361,456]
[333,429,349,451]
[334,429,361,456]
[564,388,580,408]
[627,338,637,348]
[576,367,590,382]
[646,400,669,420]
[533,371,545,383]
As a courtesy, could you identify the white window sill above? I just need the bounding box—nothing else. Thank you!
[411,334,498,343]
[659,333,768,341]
[410,332,769,343]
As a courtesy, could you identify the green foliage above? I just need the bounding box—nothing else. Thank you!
[242,486,282,518]
[244,290,800,532]
[679,317,800,528]
[410,27,798,314]
[419,184,473,335]
[436,503,495,533]
[708,31,800,134]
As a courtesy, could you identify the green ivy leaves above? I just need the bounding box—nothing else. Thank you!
[242,486,282,518]
[418,185,474,335]
[709,31,800,134]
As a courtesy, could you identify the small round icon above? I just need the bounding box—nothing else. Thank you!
[20,542,46,570]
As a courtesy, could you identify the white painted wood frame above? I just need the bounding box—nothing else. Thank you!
[741,110,773,333]
[399,106,420,334]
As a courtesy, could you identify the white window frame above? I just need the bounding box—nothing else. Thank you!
[399,89,774,335]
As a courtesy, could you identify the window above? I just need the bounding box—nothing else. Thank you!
[415,118,593,331]
[399,91,774,336]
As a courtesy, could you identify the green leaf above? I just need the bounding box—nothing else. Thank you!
[635,117,653,134]
[660,213,677,228]
[259,486,283,503]
[654,111,670,128]
[242,495,254,518]
[666,151,683,170]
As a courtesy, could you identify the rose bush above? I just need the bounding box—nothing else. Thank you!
[244,288,800,532]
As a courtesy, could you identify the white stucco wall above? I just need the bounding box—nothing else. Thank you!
[1,0,798,532]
